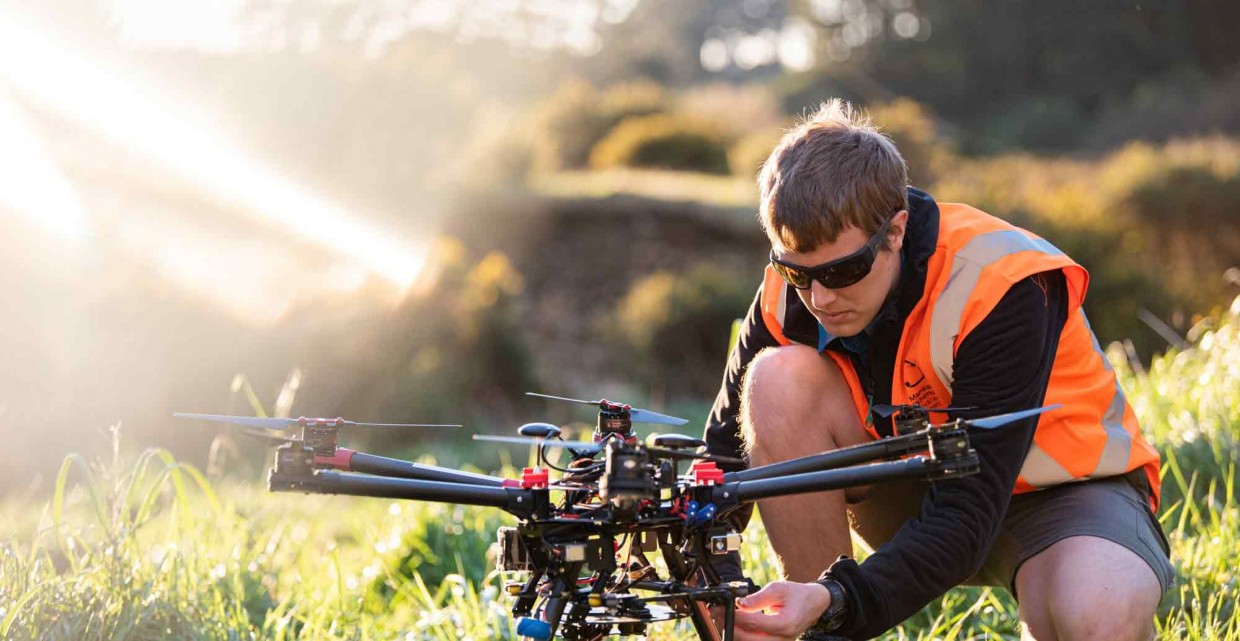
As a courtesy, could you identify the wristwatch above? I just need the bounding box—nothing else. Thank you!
[808,578,849,633]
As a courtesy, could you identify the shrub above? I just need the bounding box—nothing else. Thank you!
[675,82,785,140]
[1087,67,1240,149]
[609,263,754,395]
[342,239,539,431]
[931,136,1240,352]
[869,97,950,187]
[729,127,786,180]
[529,79,666,171]
[972,96,1084,154]
[589,114,731,174]
[1100,138,1240,314]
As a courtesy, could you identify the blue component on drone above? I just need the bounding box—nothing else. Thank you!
[516,616,553,640]
[693,503,717,525]
[684,501,699,520]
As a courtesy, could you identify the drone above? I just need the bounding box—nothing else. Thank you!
[177,395,1059,641]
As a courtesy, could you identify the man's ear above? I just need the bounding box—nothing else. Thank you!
[887,209,909,252]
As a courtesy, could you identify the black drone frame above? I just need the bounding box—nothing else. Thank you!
[258,411,984,641]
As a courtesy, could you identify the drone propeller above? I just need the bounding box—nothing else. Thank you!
[648,447,743,466]
[525,393,689,426]
[472,434,742,466]
[871,403,976,418]
[964,404,1063,430]
[472,434,605,455]
[174,413,461,431]
[233,428,305,444]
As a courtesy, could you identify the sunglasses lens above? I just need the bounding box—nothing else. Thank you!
[771,261,813,289]
[819,256,871,288]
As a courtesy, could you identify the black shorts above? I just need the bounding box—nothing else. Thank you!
[848,471,1174,600]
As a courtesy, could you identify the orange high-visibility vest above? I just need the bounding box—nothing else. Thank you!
[759,203,1161,509]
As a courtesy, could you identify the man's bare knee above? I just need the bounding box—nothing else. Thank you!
[739,345,864,461]
[1018,537,1160,641]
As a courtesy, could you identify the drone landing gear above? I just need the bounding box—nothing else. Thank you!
[688,598,737,641]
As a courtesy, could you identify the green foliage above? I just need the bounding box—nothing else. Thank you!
[365,501,509,607]
[869,98,949,187]
[728,127,783,180]
[784,0,1240,154]
[5,299,1239,639]
[1113,296,1240,637]
[675,83,786,142]
[589,114,732,175]
[1111,142,1240,313]
[353,239,539,429]
[931,136,1240,351]
[973,96,1084,155]
[0,430,518,640]
[608,263,754,394]
[1087,67,1240,150]
[530,79,667,171]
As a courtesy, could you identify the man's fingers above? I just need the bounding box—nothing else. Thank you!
[736,582,788,612]
[735,608,797,638]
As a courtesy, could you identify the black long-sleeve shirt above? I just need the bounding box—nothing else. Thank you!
[703,189,1069,639]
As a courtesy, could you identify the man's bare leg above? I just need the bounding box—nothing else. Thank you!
[740,345,874,582]
[1015,536,1161,641]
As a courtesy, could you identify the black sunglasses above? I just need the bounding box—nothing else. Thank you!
[769,216,894,290]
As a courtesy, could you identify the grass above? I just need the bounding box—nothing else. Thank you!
[3,297,1238,640]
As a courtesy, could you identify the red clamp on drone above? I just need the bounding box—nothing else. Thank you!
[520,466,550,489]
[688,460,724,486]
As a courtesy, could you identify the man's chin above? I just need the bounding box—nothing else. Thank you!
[817,312,865,337]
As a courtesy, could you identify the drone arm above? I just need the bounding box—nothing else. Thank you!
[344,451,507,487]
[275,469,531,513]
[725,431,928,483]
[719,457,935,507]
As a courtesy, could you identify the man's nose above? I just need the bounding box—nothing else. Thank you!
[810,281,837,309]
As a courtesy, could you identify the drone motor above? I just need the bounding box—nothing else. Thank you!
[267,443,316,492]
[301,417,342,456]
[893,408,929,436]
[597,404,634,440]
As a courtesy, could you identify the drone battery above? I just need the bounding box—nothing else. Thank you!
[496,527,532,572]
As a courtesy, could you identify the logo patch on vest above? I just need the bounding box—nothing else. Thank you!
[902,360,943,408]
[903,359,926,388]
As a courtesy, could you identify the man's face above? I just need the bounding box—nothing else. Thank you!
[772,210,908,337]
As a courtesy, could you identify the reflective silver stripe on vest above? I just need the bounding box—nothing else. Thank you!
[929,230,1064,388]
[1079,308,1133,478]
[1018,309,1134,487]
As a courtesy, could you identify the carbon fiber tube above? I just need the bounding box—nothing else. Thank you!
[727,457,932,503]
[349,452,506,486]
[312,470,516,508]
[725,433,927,483]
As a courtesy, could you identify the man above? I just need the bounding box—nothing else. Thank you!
[703,100,1173,640]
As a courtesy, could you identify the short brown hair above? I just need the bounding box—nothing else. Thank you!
[758,99,909,253]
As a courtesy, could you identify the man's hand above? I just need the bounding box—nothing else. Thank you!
[729,580,833,640]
